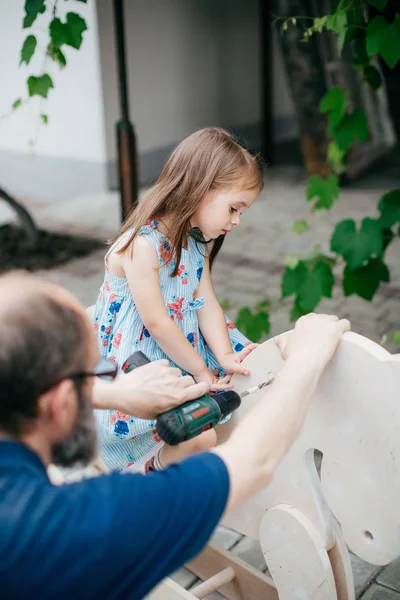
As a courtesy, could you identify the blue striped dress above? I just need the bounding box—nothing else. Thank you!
[93,220,250,471]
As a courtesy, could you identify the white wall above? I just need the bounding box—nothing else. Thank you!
[0,0,106,163]
[0,0,297,199]
[96,0,296,167]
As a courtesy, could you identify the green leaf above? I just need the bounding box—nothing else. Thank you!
[306,174,340,211]
[319,86,348,128]
[331,218,382,269]
[47,43,67,68]
[50,13,88,51]
[235,306,270,342]
[327,141,346,174]
[23,0,46,28]
[235,307,251,329]
[363,65,382,90]
[282,261,308,298]
[285,255,299,270]
[332,109,369,151]
[366,15,400,69]
[293,219,309,235]
[27,74,54,98]
[313,262,334,298]
[343,258,389,300]
[382,228,395,254]
[296,273,322,312]
[296,262,335,312]
[367,0,388,11]
[313,17,328,33]
[40,113,48,125]
[394,331,400,345]
[20,35,37,65]
[12,98,22,110]
[283,259,334,316]
[378,189,400,228]
[326,10,347,34]
[50,18,67,47]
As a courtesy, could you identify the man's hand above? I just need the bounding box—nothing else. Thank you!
[93,360,211,419]
[275,313,351,375]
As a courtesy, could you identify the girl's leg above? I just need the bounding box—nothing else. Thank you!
[158,428,217,468]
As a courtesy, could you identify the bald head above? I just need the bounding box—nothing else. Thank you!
[0,271,96,435]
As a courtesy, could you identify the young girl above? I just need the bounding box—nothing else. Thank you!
[93,127,263,472]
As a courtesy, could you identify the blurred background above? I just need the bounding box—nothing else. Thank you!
[0,0,399,349]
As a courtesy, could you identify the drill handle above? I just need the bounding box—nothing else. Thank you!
[122,351,151,373]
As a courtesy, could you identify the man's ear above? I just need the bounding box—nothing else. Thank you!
[38,380,78,440]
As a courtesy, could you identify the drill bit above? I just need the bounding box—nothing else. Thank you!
[240,373,276,398]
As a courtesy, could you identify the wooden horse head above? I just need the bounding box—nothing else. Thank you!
[215,332,400,599]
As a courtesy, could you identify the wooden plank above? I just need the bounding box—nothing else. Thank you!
[187,543,278,600]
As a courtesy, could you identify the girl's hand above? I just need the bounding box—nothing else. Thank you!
[218,343,259,376]
[193,368,233,391]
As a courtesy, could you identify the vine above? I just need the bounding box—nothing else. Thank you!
[238,0,400,343]
[9,0,88,146]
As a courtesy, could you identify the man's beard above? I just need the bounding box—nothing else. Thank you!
[52,385,98,468]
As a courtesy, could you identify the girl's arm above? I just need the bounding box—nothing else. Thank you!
[121,236,216,382]
[196,254,255,376]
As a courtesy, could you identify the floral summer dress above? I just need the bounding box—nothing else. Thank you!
[93,221,250,471]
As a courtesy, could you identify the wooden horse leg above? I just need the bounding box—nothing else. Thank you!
[260,505,339,600]
[327,519,355,600]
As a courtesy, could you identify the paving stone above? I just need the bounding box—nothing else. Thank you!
[230,536,267,573]
[377,557,400,592]
[170,568,199,589]
[350,553,382,598]
[210,525,243,550]
[361,584,400,599]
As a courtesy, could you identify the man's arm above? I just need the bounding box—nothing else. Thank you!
[213,314,350,511]
[91,360,211,418]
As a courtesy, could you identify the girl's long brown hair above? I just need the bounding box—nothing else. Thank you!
[113,127,263,276]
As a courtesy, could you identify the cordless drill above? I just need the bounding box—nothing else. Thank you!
[121,351,242,446]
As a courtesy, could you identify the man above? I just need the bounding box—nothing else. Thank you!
[0,272,350,599]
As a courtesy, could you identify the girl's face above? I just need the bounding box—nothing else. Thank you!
[192,187,258,240]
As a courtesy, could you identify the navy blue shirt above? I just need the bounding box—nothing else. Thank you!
[0,441,229,599]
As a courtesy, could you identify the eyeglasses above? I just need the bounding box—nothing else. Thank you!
[69,357,119,383]
[39,357,118,395]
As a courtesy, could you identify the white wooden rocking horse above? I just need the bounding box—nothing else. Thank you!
[148,331,400,600]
